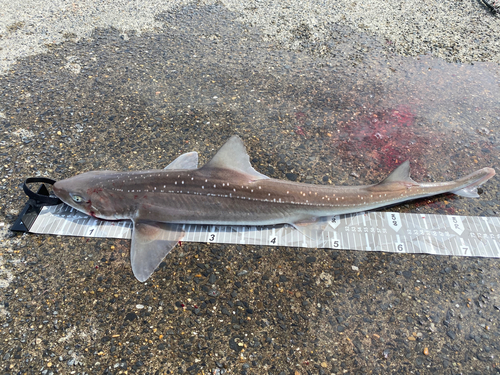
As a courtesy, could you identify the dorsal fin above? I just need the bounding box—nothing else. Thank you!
[201,136,269,180]
[378,160,415,185]
[165,151,198,170]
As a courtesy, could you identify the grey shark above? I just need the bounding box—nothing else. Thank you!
[53,136,495,282]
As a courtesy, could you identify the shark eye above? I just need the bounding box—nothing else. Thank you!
[70,194,85,203]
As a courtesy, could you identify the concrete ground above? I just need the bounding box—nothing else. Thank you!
[1,0,500,374]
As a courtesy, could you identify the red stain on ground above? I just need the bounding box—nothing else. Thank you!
[295,111,307,122]
[295,111,308,137]
[411,194,457,214]
[335,106,430,175]
[333,106,461,212]
[295,125,307,137]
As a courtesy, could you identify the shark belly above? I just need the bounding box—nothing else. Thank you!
[136,192,317,226]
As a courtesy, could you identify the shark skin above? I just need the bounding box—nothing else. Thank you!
[53,136,496,282]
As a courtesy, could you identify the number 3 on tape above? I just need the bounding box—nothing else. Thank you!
[207,232,217,243]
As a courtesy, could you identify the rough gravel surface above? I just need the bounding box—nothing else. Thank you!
[0,1,499,374]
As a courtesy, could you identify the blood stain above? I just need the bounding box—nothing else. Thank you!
[335,105,432,176]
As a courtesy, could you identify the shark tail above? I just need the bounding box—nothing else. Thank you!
[451,167,495,198]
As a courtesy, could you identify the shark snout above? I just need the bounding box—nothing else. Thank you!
[52,181,68,201]
[52,180,76,203]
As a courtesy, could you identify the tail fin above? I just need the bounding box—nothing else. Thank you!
[452,167,495,198]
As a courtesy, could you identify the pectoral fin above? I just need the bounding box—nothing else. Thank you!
[131,221,185,282]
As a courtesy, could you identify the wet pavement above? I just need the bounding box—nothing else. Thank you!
[1,2,500,374]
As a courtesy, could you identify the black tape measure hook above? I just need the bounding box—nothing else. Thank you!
[23,177,62,205]
[11,177,62,232]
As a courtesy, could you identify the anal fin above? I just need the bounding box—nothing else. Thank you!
[131,221,185,282]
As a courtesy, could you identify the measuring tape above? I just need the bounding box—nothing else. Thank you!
[26,204,500,258]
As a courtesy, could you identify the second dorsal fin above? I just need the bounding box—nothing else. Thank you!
[378,160,415,185]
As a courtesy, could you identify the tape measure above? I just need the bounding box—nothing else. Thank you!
[25,203,500,258]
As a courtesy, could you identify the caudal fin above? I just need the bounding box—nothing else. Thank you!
[451,167,495,198]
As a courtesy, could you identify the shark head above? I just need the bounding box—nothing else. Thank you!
[53,170,122,220]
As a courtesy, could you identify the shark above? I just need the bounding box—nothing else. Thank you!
[53,136,495,282]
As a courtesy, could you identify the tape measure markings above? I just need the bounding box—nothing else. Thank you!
[27,204,500,258]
